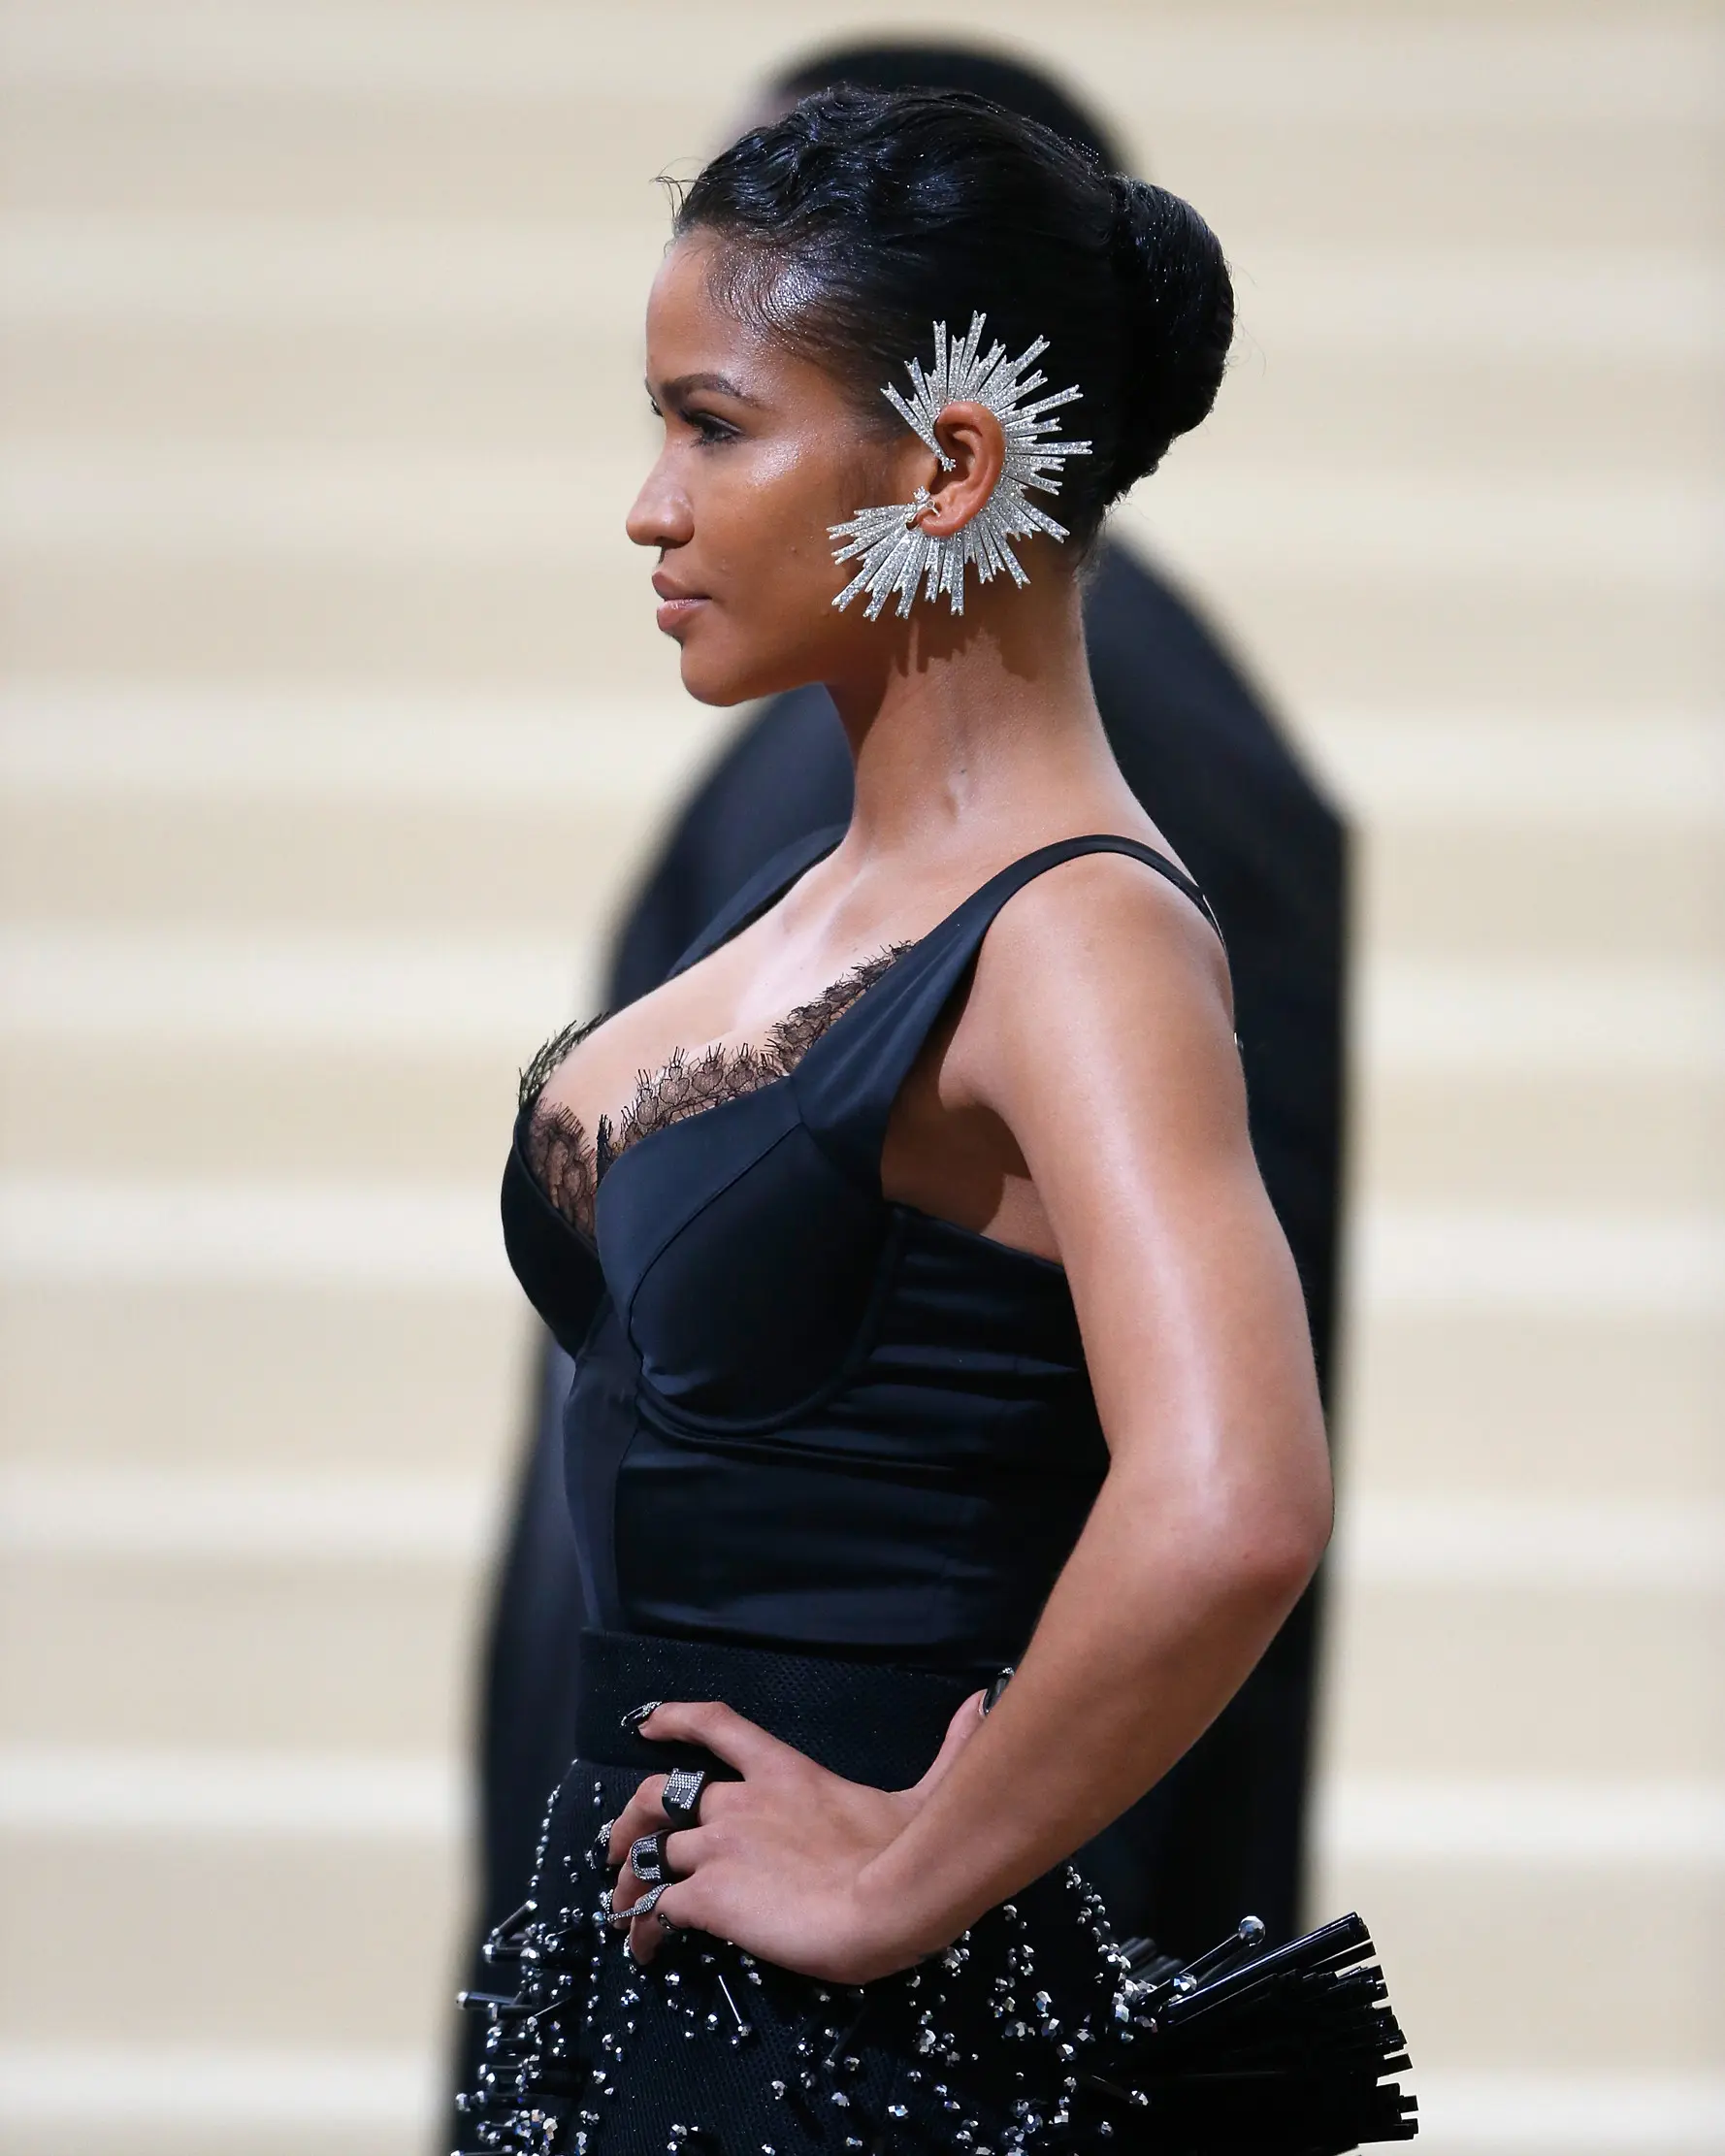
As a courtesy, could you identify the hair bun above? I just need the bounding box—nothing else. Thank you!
[1103,174,1234,496]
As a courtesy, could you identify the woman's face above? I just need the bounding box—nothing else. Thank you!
[627,233,923,705]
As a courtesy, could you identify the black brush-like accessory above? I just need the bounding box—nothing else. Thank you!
[1078,1911,1419,2151]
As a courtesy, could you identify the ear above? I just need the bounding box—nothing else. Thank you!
[913,401,1006,539]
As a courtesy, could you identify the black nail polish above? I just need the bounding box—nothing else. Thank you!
[619,1699,664,1733]
[981,1666,1015,1716]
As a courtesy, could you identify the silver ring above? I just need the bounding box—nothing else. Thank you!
[661,1768,708,1827]
[631,1830,677,1886]
[606,1880,667,1927]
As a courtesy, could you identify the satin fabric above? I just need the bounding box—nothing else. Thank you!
[500,833,1217,1670]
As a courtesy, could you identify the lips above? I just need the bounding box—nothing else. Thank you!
[652,570,709,636]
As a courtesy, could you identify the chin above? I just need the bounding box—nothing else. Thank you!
[675,650,759,708]
[675,634,820,709]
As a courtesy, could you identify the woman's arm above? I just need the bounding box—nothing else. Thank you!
[851,851,1331,1957]
[608,854,1330,1977]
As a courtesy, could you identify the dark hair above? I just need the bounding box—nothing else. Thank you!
[674,87,1233,542]
[769,40,1123,171]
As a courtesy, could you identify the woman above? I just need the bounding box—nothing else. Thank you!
[462,88,1415,2154]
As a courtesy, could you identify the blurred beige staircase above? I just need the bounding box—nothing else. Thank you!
[1,4,1720,2152]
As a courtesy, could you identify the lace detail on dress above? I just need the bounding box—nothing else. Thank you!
[518,1011,611,1114]
[519,945,910,1238]
[517,1012,610,1233]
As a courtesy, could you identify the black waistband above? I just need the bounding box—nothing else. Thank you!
[573,1629,1000,1789]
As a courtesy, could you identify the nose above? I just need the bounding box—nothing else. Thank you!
[626,455,694,553]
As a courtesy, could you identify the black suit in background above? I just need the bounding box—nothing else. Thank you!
[472,540,1347,1998]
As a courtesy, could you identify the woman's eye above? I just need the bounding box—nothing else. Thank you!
[688,410,737,445]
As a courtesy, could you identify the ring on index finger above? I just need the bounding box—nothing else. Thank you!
[660,1767,708,1827]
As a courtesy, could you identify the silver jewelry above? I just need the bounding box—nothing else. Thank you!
[631,1830,677,1885]
[661,1767,709,1826]
[829,312,1091,621]
[606,1880,668,1927]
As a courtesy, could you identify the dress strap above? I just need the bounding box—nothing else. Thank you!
[796,833,1222,1191]
[662,825,846,983]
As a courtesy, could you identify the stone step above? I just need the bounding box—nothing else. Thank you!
[0,1814,461,2047]
[4,220,1715,470]
[2,782,1717,957]
[0,2043,428,2156]
[8,544,1713,707]
[1313,1840,1724,2074]
[7,0,1709,122]
[0,1775,1716,2066]
[0,1278,525,1477]
[5,443,1714,592]
[1361,1068,1724,1209]
[0,1041,525,1186]
[3,1030,1719,1207]
[3,1526,1718,1778]
[1324,1573,1725,1779]
[1349,1305,1720,1503]
[3,1248,1714,1489]
[1,1546,486,1757]
[4,14,1712,246]
[0,2052,1719,2156]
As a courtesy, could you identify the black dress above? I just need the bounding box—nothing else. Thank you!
[460,833,1413,2155]
[474,544,1348,1985]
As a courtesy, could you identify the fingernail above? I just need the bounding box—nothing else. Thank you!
[980,1666,1015,1716]
[619,1699,664,1733]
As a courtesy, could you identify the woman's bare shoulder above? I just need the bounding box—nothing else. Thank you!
[979,841,1230,1013]
[941,838,1241,1130]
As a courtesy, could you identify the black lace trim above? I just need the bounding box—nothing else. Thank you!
[517,1010,610,1115]
[519,945,910,1238]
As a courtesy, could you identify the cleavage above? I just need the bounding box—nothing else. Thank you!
[520,944,908,1241]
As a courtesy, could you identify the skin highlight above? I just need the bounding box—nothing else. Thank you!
[554,231,1331,1978]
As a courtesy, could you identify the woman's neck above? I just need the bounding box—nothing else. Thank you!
[824,564,1122,866]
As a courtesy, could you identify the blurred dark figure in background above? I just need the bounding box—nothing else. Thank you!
[465,43,1347,2050]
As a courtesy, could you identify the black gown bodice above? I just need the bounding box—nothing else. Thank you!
[500,831,1221,1673]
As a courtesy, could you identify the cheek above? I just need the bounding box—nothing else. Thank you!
[711,443,852,586]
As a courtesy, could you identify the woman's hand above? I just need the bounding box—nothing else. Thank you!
[603,1692,983,1979]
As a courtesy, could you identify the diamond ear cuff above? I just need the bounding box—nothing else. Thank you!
[829,312,1091,621]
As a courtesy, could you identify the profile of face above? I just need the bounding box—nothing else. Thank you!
[626,234,1013,706]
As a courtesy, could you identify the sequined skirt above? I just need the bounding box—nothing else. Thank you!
[455,1631,1418,2155]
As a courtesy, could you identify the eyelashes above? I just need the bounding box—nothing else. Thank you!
[647,397,739,447]
[686,410,739,446]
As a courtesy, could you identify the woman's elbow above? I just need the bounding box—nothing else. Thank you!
[1185,1437,1331,1617]
[1231,1462,1333,1613]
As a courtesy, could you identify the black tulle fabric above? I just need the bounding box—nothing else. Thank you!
[473,833,1416,2152]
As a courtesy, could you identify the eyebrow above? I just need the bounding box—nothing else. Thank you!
[651,372,766,408]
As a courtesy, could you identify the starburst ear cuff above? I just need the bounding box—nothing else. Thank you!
[828,312,1092,621]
